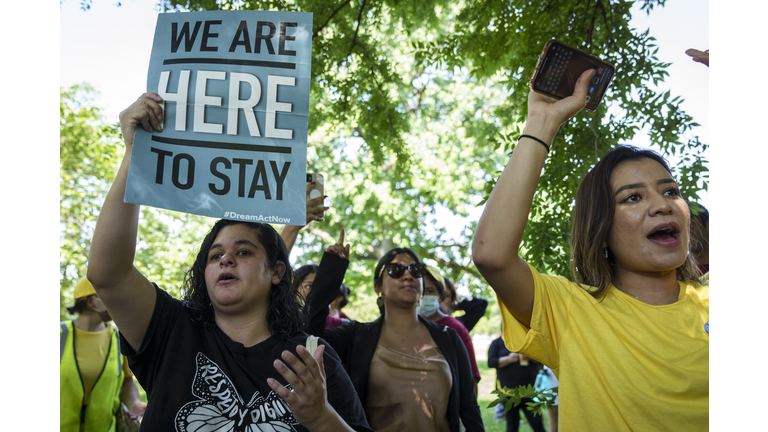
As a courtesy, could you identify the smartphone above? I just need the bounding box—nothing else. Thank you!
[306,173,324,208]
[529,40,616,111]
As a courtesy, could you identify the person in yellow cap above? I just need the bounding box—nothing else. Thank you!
[60,276,147,431]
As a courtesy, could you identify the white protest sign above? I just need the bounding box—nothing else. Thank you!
[125,10,312,225]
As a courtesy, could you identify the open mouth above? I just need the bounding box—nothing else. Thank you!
[647,225,680,245]
[218,274,236,282]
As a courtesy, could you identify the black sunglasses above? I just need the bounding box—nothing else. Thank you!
[378,262,427,280]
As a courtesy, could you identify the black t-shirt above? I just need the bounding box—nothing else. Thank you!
[120,284,372,432]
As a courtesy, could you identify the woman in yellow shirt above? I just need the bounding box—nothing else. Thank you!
[472,69,708,431]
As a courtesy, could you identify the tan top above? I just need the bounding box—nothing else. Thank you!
[365,344,452,432]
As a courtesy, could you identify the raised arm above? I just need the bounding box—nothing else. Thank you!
[280,183,327,255]
[456,297,488,332]
[305,230,350,337]
[472,70,593,327]
[87,93,164,351]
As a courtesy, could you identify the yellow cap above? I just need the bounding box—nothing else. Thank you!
[74,277,96,299]
[425,266,446,288]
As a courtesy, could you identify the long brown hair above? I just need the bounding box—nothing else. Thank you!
[570,146,699,298]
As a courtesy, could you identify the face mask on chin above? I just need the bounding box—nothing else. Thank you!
[417,295,440,318]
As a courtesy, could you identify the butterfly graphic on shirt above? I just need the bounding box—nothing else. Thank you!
[175,352,298,432]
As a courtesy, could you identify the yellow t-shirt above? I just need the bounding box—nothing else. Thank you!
[74,326,132,404]
[499,263,709,431]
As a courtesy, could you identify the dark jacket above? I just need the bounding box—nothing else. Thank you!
[305,252,485,432]
[487,337,542,390]
[456,297,489,332]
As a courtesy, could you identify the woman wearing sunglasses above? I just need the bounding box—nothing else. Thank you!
[305,232,484,432]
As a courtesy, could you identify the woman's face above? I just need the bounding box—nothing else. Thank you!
[204,224,284,316]
[606,158,689,277]
[423,278,443,299]
[376,253,423,306]
[299,272,316,299]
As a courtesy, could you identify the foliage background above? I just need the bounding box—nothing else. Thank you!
[61,0,708,326]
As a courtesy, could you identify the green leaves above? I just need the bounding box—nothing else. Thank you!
[487,384,559,417]
[71,1,708,323]
[60,85,212,319]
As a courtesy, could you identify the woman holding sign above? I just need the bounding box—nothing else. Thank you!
[472,70,708,430]
[87,93,373,432]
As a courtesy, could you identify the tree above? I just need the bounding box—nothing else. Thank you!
[60,85,211,320]
[72,0,707,324]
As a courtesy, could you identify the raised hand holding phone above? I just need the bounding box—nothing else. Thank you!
[280,178,328,255]
[530,40,615,111]
[472,66,593,327]
[526,68,595,143]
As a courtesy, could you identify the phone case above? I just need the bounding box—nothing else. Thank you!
[529,40,616,111]
[306,173,324,208]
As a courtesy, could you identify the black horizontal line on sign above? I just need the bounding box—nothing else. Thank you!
[151,135,292,154]
[162,58,296,69]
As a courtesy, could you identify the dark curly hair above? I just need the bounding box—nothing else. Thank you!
[182,219,307,338]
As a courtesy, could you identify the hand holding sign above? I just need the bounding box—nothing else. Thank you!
[119,93,164,148]
[125,11,313,225]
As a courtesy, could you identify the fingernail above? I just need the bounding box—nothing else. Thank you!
[274,360,284,369]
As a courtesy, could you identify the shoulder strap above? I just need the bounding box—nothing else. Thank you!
[305,335,319,356]
[60,321,70,362]
[113,326,123,376]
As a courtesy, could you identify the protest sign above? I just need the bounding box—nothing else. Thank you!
[125,10,312,225]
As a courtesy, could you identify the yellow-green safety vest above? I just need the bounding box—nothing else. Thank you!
[60,321,123,432]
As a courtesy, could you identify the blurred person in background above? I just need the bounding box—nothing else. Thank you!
[60,276,146,432]
[420,266,481,395]
[487,332,546,432]
[439,277,488,332]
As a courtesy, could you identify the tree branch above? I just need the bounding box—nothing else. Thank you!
[347,0,368,58]
[420,251,484,281]
[307,228,336,244]
[313,0,353,40]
